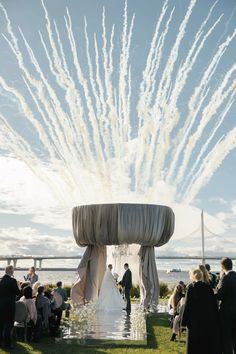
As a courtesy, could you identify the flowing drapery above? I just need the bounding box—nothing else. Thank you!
[70,245,106,305]
[71,203,174,308]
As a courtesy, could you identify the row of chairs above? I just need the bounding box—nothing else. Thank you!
[14,291,64,342]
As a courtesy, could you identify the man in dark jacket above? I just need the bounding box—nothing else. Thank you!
[121,263,132,315]
[216,257,236,354]
[0,265,20,349]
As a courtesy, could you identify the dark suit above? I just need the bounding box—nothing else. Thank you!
[0,274,20,346]
[216,271,236,354]
[182,281,220,354]
[121,268,132,314]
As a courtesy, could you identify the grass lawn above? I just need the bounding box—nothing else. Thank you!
[0,313,186,354]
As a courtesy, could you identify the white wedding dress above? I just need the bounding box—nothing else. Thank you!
[96,270,125,311]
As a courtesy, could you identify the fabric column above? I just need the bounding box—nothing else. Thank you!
[71,245,107,305]
[139,245,159,311]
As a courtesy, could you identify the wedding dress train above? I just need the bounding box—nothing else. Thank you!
[96,270,125,311]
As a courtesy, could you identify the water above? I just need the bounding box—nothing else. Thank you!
[0,258,223,287]
[8,269,190,287]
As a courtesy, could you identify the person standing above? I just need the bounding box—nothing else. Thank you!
[205,263,218,289]
[0,265,20,349]
[182,268,220,354]
[216,257,236,354]
[121,263,132,315]
[24,266,38,286]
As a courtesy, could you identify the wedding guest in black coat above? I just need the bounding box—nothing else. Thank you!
[216,257,236,354]
[0,265,20,349]
[182,268,220,354]
[121,263,132,314]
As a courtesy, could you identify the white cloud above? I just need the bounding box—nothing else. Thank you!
[0,157,72,230]
[231,200,236,215]
[0,226,83,257]
[0,156,235,259]
[209,197,227,205]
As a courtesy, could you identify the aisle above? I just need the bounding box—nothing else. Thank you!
[62,303,146,341]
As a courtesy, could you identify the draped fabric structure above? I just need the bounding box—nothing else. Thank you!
[71,203,175,310]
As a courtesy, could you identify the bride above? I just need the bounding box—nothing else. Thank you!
[96,264,125,311]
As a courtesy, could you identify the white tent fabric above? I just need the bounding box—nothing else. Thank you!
[71,203,175,309]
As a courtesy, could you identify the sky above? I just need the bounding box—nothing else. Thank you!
[0,0,236,264]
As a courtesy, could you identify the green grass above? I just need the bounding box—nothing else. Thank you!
[0,313,186,354]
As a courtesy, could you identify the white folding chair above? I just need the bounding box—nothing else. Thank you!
[14,301,28,342]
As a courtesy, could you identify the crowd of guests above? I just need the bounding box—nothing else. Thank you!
[0,265,70,349]
[168,257,236,354]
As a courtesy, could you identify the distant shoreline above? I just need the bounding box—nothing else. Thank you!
[0,267,78,271]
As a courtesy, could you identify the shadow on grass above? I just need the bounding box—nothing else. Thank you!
[146,312,169,349]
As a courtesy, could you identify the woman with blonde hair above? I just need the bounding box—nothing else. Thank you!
[182,268,220,354]
[198,264,210,283]
[169,284,184,314]
[168,284,184,341]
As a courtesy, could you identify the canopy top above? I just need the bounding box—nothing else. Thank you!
[72,203,175,247]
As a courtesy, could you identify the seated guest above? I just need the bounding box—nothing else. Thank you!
[32,281,42,297]
[54,281,70,310]
[16,281,30,301]
[52,281,71,327]
[24,267,38,286]
[182,268,220,354]
[171,297,185,341]
[35,286,51,328]
[168,284,184,340]
[178,281,186,294]
[20,286,42,341]
[0,265,20,349]
[168,284,184,314]
[42,289,60,337]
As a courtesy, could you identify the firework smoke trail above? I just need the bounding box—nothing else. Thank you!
[83,17,110,161]
[119,0,135,143]
[0,2,104,202]
[147,0,197,183]
[135,2,174,191]
[18,27,93,201]
[0,112,74,205]
[135,0,197,191]
[138,0,169,113]
[176,28,236,184]
[166,1,222,181]
[102,8,117,154]
[39,17,90,163]
[183,125,236,203]
[0,76,55,160]
[0,1,236,206]
[19,29,77,161]
[65,8,106,167]
[93,29,111,160]
[181,91,235,196]
[0,4,63,162]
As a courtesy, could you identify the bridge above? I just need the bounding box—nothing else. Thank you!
[0,255,83,269]
[1,254,236,270]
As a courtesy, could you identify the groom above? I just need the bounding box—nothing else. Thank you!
[121,263,132,314]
